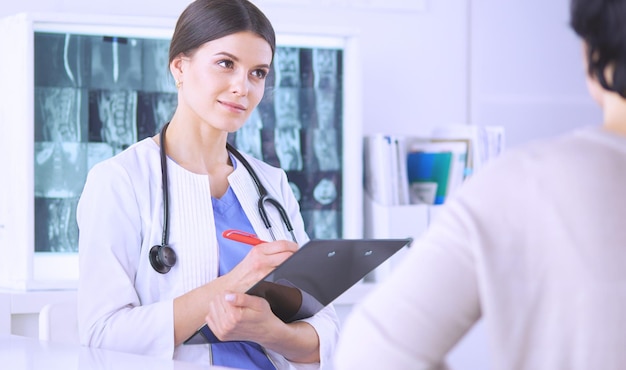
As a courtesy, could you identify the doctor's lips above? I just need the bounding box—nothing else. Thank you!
[223,229,265,245]
[219,100,246,112]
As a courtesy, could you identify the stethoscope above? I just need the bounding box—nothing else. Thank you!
[149,122,298,274]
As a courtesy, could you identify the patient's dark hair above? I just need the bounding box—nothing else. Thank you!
[169,0,276,64]
[570,0,626,98]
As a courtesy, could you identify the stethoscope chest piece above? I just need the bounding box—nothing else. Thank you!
[149,244,177,274]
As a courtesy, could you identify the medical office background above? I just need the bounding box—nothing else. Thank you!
[0,0,599,369]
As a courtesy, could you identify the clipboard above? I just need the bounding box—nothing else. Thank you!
[184,237,412,344]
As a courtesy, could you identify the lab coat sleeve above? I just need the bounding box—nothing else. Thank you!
[333,192,481,369]
[299,304,340,369]
[77,160,175,358]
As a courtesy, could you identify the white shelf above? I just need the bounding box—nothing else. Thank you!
[0,289,77,336]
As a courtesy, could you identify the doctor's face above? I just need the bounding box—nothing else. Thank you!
[172,31,272,132]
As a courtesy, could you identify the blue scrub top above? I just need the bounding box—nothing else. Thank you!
[213,185,257,276]
[208,157,276,370]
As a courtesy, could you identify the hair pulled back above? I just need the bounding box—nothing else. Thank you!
[169,0,276,64]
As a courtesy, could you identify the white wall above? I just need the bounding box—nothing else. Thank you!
[259,0,470,139]
[0,0,598,146]
[470,0,601,147]
[1,0,469,140]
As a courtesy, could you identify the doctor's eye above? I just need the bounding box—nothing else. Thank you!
[217,59,235,69]
[251,68,269,79]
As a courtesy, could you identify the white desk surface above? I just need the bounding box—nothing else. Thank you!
[0,334,231,370]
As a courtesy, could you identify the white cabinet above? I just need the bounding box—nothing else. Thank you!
[0,289,77,337]
[363,194,431,281]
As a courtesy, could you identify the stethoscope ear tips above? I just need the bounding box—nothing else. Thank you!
[149,244,177,274]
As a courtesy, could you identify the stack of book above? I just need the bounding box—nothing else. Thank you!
[364,125,505,206]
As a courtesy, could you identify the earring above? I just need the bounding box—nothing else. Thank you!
[176,80,182,89]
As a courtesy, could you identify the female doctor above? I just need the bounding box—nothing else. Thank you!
[76,0,339,368]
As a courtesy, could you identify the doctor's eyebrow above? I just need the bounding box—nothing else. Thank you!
[214,51,271,70]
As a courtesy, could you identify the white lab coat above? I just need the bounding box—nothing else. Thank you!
[77,138,339,368]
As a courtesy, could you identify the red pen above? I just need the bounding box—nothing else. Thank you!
[222,229,266,245]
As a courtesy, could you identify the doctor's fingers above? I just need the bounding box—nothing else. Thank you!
[225,242,297,288]
[245,247,295,274]
[255,239,298,255]
[205,294,269,341]
[225,292,271,313]
[247,240,296,264]
[205,295,243,332]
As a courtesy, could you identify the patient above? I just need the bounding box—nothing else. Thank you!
[334,0,626,368]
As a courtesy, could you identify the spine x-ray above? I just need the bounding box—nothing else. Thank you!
[230,47,344,240]
[34,32,175,252]
[34,30,344,252]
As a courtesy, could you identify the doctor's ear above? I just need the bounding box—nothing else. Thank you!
[169,53,188,84]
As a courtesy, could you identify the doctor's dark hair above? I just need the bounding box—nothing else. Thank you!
[168,0,276,64]
[570,0,626,98]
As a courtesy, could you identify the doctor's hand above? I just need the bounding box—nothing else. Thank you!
[225,239,298,293]
[205,291,284,344]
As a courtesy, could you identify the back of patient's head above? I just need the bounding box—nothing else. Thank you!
[570,0,626,98]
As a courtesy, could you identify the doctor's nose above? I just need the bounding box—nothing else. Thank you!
[231,73,249,97]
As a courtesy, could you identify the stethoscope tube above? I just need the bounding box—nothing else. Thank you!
[149,122,176,274]
[150,122,297,274]
[225,142,297,242]
[159,122,170,248]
